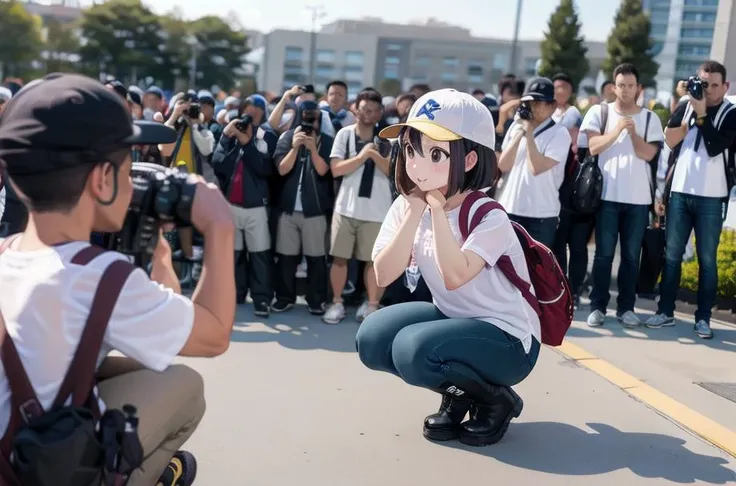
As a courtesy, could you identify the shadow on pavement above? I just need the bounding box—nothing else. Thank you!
[230,303,358,353]
[444,422,735,483]
[568,308,736,352]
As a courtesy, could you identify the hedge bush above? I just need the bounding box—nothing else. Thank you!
[680,229,736,299]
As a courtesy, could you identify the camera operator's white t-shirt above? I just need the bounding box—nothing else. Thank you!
[0,240,194,435]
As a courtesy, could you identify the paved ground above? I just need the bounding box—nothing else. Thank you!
[177,301,736,485]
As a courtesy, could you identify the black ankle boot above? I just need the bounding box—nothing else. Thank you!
[423,393,473,441]
[459,386,523,447]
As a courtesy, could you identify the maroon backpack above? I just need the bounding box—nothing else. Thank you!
[459,191,573,346]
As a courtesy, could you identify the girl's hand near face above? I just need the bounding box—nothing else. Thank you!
[405,189,428,212]
[425,190,447,210]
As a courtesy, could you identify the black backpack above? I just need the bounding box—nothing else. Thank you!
[0,239,143,486]
[570,103,607,215]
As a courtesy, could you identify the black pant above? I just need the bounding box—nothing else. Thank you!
[274,254,327,308]
[235,250,273,306]
[508,214,559,248]
[553,208,595,296]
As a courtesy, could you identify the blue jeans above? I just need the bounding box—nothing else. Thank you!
[589,201,649,314]
[658,192,725,322]
[356,302,540,392]
[508,214,559,248]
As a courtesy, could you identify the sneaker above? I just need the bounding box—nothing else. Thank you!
[694,320,713,339]
[308,302,326,315]
[271,299,294,313]
[322,302,346,325]
[617,310,641,328]
[645,313,675,329]
[157,450,197,486]
[253,301,270,318]
[587,310,606,327]
[356,301,379,323]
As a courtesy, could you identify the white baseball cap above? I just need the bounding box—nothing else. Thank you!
[379,88,495,150]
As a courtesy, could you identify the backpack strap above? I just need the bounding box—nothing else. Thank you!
[458,192,542,316]
[0,234,21,254]
[52,258,135,413]
[600,102,609,134]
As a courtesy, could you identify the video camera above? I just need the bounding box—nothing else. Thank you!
[104,163,197,266]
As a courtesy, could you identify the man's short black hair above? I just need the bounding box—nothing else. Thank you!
[551,73,574,90]
[409,83,431,94]
[472,89,485,96]
[699,60,727,81]
[326,80,347,93]
[613,63,640,83]
[600,80,613,93]
[10,150,128,213]
[356,88,383,109]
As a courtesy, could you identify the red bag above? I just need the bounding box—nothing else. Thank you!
[459,191,573,346]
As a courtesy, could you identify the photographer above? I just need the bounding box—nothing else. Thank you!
[271,101,334,314]
[212,95,277,317]
[645,60,736,339]
[496,77,571,247]
[268,85,315,136]
[0,73,236,486]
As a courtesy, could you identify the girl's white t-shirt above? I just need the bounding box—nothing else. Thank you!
[372,196,541,353]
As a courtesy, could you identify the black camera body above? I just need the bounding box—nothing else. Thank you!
[182,92,201,119]
[300,110,317,135]
[109,163,197,262]
[236,114,253,132]
[374,136,392,158]
[517,101,533,121]
[687,76,708,101]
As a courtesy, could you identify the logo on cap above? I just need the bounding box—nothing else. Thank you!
[416,99,441,120]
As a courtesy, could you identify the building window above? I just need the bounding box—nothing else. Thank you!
[412,72,428,81]
[441,72,458,82]
[676,60,702,78]
[386,43,403,52]
[315,65,335,78]
[384,55,400,79]
[414,56,430,66]
[345,51,364,66]
[680,28,714,38]
[347,81,362,99]
[523,58,539,76]
[344,66,363,82]
[284,47,304,62]
[316,49,335,64]
[684,0,717,5]
[678,44,711,56]
[682,11,716,22]
[651,24,668,36]
[467,62,484,84]
[649,10,669,23]
[443,57,459,68]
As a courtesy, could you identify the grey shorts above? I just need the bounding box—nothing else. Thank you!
[275,212,327,257]
[230,205,270,252]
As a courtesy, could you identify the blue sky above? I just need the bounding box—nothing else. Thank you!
[143,0,620,42]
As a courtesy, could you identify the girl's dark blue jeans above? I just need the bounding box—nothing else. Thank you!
[356,302,540,392]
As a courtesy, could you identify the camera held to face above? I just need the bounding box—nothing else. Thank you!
[687,76,708,101]
[110,163,198,260]
[182,92,201,119]
[517,101,533,121]
[300,110,318,135]
[235,114,253,132]
[374,136,392,158]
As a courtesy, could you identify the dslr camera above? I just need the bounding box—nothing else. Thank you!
[517,101,533,121]
[182,92,201,119]
[687,76,708,101]
[106,163,197,265]
[300,109,318,135]
[374,136,392,158]
[235,114,253,132]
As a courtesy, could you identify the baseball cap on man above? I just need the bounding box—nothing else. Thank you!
[379,88,496,150]
[521,77,555,102]
[0,73,177,176]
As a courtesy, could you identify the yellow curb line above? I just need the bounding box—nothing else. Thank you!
[556,341,736,458]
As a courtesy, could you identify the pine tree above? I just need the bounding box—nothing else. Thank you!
[538,0,590,90]
[602,0,659,88]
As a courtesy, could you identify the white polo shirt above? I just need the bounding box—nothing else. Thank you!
[496,119,571,218]
[580,103,664,205]
[330,124,393,223]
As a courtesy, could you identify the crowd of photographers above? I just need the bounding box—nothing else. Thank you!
[1,60,733,338]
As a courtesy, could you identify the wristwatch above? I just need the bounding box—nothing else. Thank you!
[695,115,707,126]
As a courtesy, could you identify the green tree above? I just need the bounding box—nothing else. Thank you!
[78,0,164,84]
[43,18,81,74]
[602,0,659,87]
[158,13,191,89]
[0,0,44,79]
[379,78,402,97]
[188,16,249,91]
[538,0,589,90]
